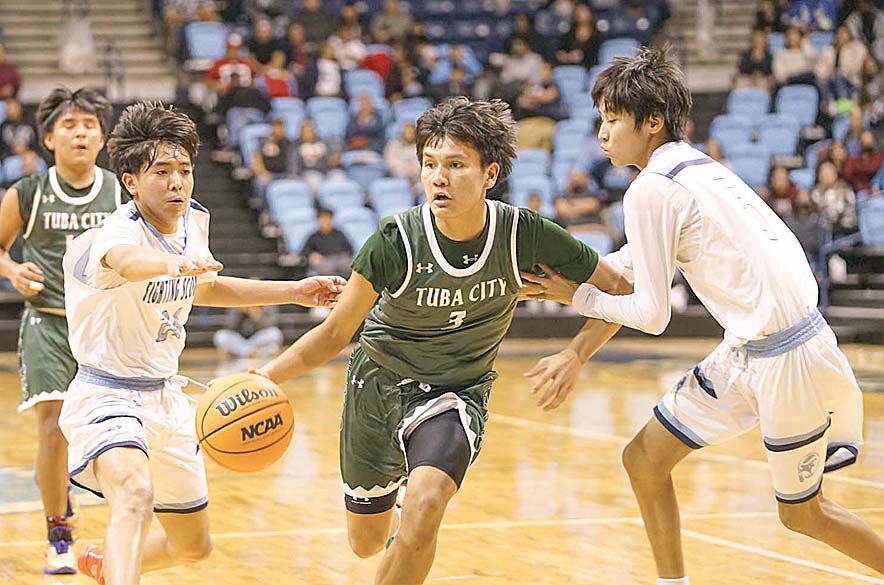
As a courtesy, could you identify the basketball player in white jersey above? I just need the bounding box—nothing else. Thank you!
[523,47,884,583]
[58,102,344,585]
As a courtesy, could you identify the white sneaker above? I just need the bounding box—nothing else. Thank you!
[44,526,76,575]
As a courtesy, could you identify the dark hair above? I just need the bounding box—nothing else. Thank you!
[106,101,199,182]
[591,45,692,142]
[415,97,517,182]
[35,87,112,148]
[317,207,334,217]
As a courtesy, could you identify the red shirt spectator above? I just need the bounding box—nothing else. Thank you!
[206,34,255,92]
[0,44,21,99]
[843,130,884,191]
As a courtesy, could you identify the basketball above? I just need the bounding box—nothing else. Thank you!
[195,373,294,472]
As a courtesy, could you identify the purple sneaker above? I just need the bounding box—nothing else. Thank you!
[44,526,76,575]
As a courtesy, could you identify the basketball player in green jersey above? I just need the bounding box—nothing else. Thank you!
[0,88,121,574]
[255,97,631,584]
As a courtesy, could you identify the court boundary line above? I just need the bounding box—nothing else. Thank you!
[491,413,884,491]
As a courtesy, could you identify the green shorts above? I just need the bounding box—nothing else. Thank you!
[341,342,495,512]
[18,307,77,412]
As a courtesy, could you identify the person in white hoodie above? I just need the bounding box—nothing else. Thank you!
[521,46,884,585]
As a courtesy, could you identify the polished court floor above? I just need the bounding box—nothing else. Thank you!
[0,338,882,584]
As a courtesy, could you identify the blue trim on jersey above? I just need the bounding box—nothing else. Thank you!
[154,497,209,514]
[76,365,166,391]
[742,309,826,358]
[764,418,831,453]
[189,198,209,214]
[127,204,141,221]
[692,366,716,398]
[824,443,860,473]
[776,475,823,504]
[653,403,705,449]
[69,439,149,486]
[72,243,93,285]
[69,477,105,499]
[88,413,144,427]
[664,157,715,179]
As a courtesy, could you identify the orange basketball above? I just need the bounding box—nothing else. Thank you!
[195,373,294,472]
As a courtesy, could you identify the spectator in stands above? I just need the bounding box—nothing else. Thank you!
[427,65,473,103]
[296,0,338,47]
[216,72,270,118]
[789,0,837,31]
[0,98,37,159]
[345,96,385,153]
[526,192,544,215]
[812,159,858,234]
[554,170,605,231]
[300,208,354,277]
[163,0,219,55]
[829,140,850,174]
[386,61,425,102]
[870,159,884,192]
[772,26,817,85]
[845,0,884,63]
[284,23,315,97]
[860,54,884,104]
[784,189,821,261]
[504,13,539,55]
[429,45,482,85]
[844,105,868,156]
[736,29,774,88]
[383,122,420,189]
[245,0,287,23]
[314,43,343,97]
[259,50,294,97]
[1,149,42,188]
[556,3,604,69]
[251,117,295,206]
[514,62,565,121]
[328,25,367,72]
[816,26,867,116]
[0,43,21,99]
[213,305,284,359]
[295,120,343,193]
[843,129,884,191]
[206,34,256,95]
[756,0,792,32]
[768,165,799,217]
[371,0,413,44]
[248,17,285,70]
[494,38,545,105]
[339,2,364,40]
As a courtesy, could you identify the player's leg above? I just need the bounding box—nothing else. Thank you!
[347,507,400,558]
[622,416,694,580]
[624,343,758,582]
[762,327,884,573]
[92,446,155,585]
[141,509,212,571]
[374,409,469,585]
[34,401,69,520]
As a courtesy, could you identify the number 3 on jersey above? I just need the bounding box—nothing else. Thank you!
[443,310,467,330]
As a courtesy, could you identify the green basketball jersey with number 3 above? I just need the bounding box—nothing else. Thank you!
[14,166,122,309]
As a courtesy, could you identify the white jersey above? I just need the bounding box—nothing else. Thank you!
[62,199,216,378]
[590,141,818,344]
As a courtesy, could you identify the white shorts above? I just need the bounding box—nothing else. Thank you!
[655,316,863,505]
[58,372,208,513]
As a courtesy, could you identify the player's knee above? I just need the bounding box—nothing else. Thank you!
[173,534,213,563]
[348,531,386,559]
[777,499,828,537]
[112,472,154,522]
[400,488,449,543]
[622,437,654,483]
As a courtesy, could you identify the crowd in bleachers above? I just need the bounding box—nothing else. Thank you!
[0,42,45,190]
[167,0,671,261]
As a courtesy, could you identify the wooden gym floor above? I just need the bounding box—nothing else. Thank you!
[0,338,882,584]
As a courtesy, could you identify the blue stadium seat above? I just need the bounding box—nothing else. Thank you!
[586,64,608,92]
[775,85,819,127]
[348,95,391,123]
[335,206,376,224]
[282,220,317,254]
[857,194,884,245]
[804,139,829,169]
[832,115,851,141]
[599,38,640,64]
[344,69,385,99]
[709,114,753,156]
[727,87,771,117]
[759,121,799,157]
[556,118,592,136]
[306,96,347,118]
[369,177,411,201]
[767,32,786,55]
[342,154,386,191]
[393,97,433,124]
[730,146,771,188]
[606,201,625,240]
[571,230,613,255]
[310,110,348,141]
[2,156,23,183]
[318,179,365,211]
[788,168,815,191]
[810,31,835,54]
[266,180,313,220]
[340,219,376,249]
[184,22,227,63]
[511,159,548,180]
[509,175,554,207]
[239,123,271,166]
[552,66,587,105]
[0,101,6,125]
[271,97,305,114]
[568,93,601,123]
[516,148,551,168]
[276,206,316,225]
[602,165,636,190]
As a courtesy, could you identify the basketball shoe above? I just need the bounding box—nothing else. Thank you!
[44,524,76,575]
[78,545,105,584]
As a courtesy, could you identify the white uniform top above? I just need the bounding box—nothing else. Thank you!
[62,199,216,379]
[587,141,818,345]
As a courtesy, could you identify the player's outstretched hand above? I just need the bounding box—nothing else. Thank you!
[292,275,347,307]
[12,262,45,297]
[519,264,579,305]
[525,348,583,411]
[170,254,224,278]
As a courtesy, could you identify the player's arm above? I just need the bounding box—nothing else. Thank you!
[194,275,346,308]
[0,186,44,296]
[103,245,222,282]
[257,271,378,384]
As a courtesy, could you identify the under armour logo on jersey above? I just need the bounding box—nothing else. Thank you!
[42,192,56,204]
[416,263,434,273]
[155,307,184,342]
[351,377,365,389]
[462,254,479,266]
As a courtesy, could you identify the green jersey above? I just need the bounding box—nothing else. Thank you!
[354,201,599,387]
[14,166,123,309]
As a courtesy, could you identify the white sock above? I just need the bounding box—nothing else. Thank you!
[658,578,689,585]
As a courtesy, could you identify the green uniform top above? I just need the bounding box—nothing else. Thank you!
[353,200,599,387]
[13,166,123,309]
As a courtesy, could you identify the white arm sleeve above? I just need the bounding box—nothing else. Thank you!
[572,175,689,335]
[603,242,635,284]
